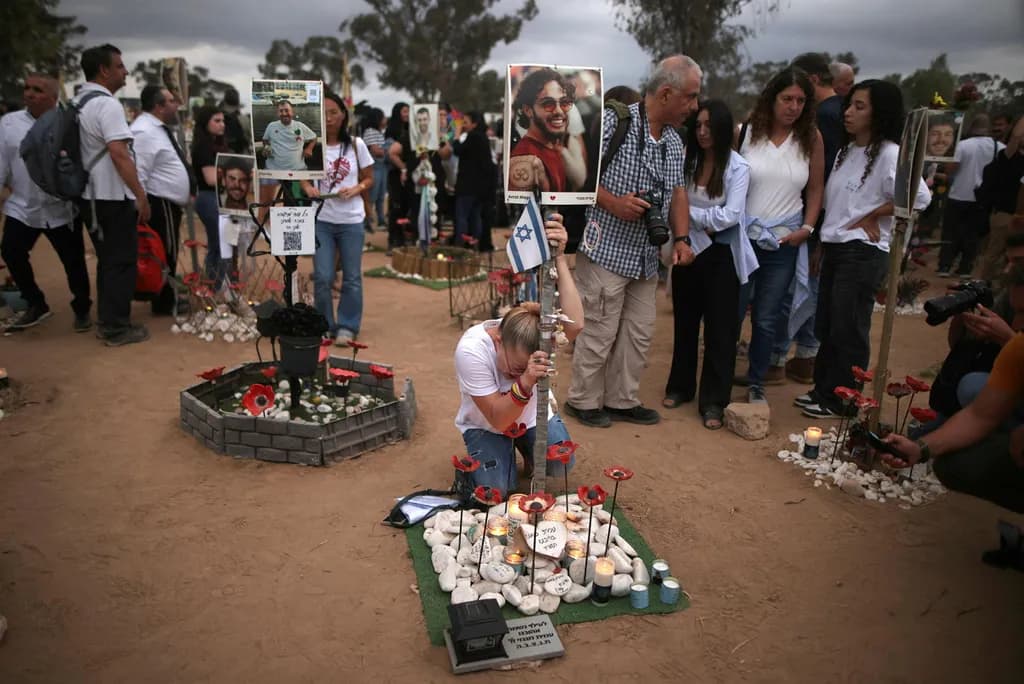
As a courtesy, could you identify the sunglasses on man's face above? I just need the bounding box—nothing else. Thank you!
[534,97,574,112]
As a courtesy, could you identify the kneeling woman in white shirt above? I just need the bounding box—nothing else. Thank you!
[800,80,931,419]
[453,219,583,493]
[302,93,374,345]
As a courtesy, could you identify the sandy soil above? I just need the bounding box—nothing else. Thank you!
[1,229,1022,683]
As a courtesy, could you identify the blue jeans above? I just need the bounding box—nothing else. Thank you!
[313,220,364,336]
[461,415,574,493]
[454,194,482,245]
[194,190,222,283]
[744,242,798,387]
[770,272,820,366]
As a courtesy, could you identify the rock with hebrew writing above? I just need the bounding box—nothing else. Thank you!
[519,521,568,559]
[544,572,573,597]
[614,535,637,557]
[480,562,517,585]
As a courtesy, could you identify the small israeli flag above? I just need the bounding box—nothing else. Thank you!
[506,196,550,273]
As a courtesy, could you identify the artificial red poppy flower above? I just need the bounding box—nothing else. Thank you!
[241,383,276,416]
[228,281,245,291]
[347,340,369,351]
[452,454,481,473]
[197,366,225,381]
[487,270,507,285]
[192,285,215,298]
[396,218,410,226]
[369,364,394,380]
[546,440,578,464]
[519,492,555,514]
[603,465,634,482]
[461,235,478,246]
[905,376,931,393]
[260,366,278,379]
[834,386,860,403]
[183,239,206,249]
[886,382,913,398]
[852,366,874,383]
[910,407,938,423]
[503,422,527,439]
[318,344,331,364]
[512,273,530,285]
[577,484,608,507]
[496,282,511,295]
[183,272,200,286]
[856,396,879,411]
[473,485,504,506]
[265,280,284,293]
[328,368,360,382]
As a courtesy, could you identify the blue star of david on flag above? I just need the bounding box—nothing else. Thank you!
[506,195,550,273]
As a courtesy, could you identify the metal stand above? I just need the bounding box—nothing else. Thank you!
[530,191,556,494]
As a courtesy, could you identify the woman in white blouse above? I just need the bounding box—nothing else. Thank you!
[798,80,931,419]
[664,100,755,429]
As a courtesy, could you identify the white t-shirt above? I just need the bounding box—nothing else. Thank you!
[948,136,1005,202]
[454,320,537,434]
[0,110,73,228]
[819,141,931,252]
[76,83,135,200]
[130,112,190,206]
[740,132,808,219]
[317,139,374,224]
[262,119,317,170]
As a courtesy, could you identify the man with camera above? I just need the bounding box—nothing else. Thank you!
[884,265,1024,515]
[564,55,701,428]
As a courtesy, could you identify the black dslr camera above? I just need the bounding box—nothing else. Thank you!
[924,280,994,326]
[636,188,670,246]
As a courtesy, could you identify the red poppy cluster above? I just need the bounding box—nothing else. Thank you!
[905,376,931,393]
[183,272,200,286]
[886,383,913,398]
[183,239,206,249]
[329,368,360,383]
[834,386,861,403]
[265,280,285,293]
[856,395,879,412]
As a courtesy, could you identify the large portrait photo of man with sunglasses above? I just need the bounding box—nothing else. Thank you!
[505,64,603,205]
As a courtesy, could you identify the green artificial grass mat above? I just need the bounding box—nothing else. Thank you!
[364,265,487,290]
[406,508,688,646]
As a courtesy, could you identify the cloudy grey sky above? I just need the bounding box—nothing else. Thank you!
[61,0,1023,109]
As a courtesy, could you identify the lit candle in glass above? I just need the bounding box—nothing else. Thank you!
[503,547,524,574]
[562,539,585,568]
[486,515,509,544]
[505,494,529,523]
[804,426,822,459]
[591,556,615,605]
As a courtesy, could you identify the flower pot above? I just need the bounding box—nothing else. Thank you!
[278,335,321,377]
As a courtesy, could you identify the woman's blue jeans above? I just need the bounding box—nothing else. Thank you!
[460,415,574,492]
[313,220,364,336]
[194,190,222,283]
[742,242,798,388]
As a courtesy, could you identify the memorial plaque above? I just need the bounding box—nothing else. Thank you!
[445,615,564,674]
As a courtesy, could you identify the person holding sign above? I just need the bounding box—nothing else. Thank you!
[301,93,374,346]
[453,216,583,491]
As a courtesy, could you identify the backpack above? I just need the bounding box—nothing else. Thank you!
[592,99,633,186]
[19,90,111,200]
[135,224,168,297]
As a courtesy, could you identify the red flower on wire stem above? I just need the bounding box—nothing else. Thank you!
[369,364,394,381]
[603,465,634,482]
[546,441,578,465]
[519,492,555,514]
[577,484,608,507]
[834,386,860,403]
[329,368,359,383]
[852,366,874,383]
[260,366,278,379]
[265,280,284,293]
[473,485,503,506]
[452,454,481,473]
[856,396,880,412]
[183,272,200,286]
[197,366,225,381]
[503,422,527,439]
[906,376,931,393]
[241,384,276,416]
[347,340,369,351]
[886,383,913,398]
[910,407,938,423]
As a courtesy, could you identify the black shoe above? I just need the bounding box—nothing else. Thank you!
[7,305,52,330]
[104,324,150,347]
[563,402,612,428]
[604,404,661,425]
[801,403,846,419]
[793,391,819,408]
[73,314,93,333]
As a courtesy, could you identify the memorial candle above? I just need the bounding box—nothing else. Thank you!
[562,539,585,568]
[486,516,509,543]
[804,426,822,459]
[591,556,615,606]
[503,548,524,574]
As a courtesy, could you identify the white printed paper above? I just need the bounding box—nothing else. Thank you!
[270,206,316,256]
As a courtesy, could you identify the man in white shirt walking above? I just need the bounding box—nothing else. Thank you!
[0,74,92,332]
[131,84,193,315]
[76,43,151,346]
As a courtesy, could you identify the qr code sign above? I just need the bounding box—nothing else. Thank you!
[282,231,303,252]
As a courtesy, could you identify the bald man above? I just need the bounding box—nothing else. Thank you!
[830,62,854,99]
[0,74,92,331]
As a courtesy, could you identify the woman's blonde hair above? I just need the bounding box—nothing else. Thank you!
[498,304,540,353]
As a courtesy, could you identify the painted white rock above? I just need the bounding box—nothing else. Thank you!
[596,524,619,545]
[611,574,632,597]
[456,546,476,566]
[840,479,866,498]
[473,580,502,596]
[518,594,540,616]
[564,582,592,604]
[456,566,476,579]
[568,557,597,585]
[455,577,471,589]
[614,535,637,557]
[451,585,478,605]
[424,528,455,548]
[523,555,557,573]
[545,572,573,597]
[502,584,523,607]
[519,521,568,559]
[451,534,471,553]
[539,593,561,614]
[468,524,485,544]
[431,545,456,573]
[632,558,651,585]
[317,404,332,414]
[439,563,457,592]
[595,508,614,524]
[607,546,632,574]
[480,562,518,585]
[587,543,607,558]
[514,575,532,596]
[479,591,506,609]
[490,546,506,565]
[532,568,554,584]
[470,536,492,562]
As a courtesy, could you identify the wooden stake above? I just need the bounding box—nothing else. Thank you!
[871,215,915,431]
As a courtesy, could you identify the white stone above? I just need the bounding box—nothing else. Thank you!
[279,380,290,390]
[632,558,650,585]
[568,557,597,585]
[451,535,471,554]
[513,575,532,596]
[480,562,517,585]
[544,573,573,597]
[563,582,592,604]
[317,404,332,413]
[473,580,502,596]
[451,585,478,605]
[502,584,523,607]
[431,545,456,573]
[456,566,476,579]
[170,324,181,334]
[470,536,492,562]
[539,594,561,614]
[840,480,866,498]
[725,401,770,440]
[490,546,506,565]
[479,591,506,609]
[611,574,632,597]
[519,521,568,559]
[595,508,613,524]
[865,489,879,501]
[532,568,554,583]
[518,594,540,616]
[607,547,632,573]
[439,563,457,592]
[455,577,471,589]
[596,524,619,545]
[423,528,454,548]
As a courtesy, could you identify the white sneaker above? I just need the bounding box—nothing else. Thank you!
[334,330,354,347]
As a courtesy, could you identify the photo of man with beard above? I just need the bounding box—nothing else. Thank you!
[216,153,255,216]
[509,68,574,193]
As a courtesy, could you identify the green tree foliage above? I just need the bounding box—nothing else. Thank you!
[341,0,537,109]
[0,0,86,105]
[258,35,366,94]
[897,53,957,108]
[132,60,235,105]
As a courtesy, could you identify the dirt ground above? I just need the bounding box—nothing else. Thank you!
[1,228,1022,683]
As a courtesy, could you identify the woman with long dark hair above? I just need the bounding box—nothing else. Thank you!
[190,106,229,284]
[799,80,931,419]
[384,102,410,254]
[736,68,825,406]
[664,100,755,428]
[301,93,374,345]
[362,107,388,230]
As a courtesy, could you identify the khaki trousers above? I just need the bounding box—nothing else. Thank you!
[567,253,658,410]
[974,212,1014,283]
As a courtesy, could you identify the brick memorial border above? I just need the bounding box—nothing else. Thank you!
[180,357,416,466]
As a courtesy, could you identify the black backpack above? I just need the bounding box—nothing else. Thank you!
[19,90,110,200]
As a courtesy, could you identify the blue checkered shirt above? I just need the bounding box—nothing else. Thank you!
[581,102,685,279]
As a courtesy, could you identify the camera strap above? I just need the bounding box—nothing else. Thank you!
[636,101,668,195]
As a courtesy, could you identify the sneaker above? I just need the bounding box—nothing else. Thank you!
[793,392,818,408]
[785,357,815,384]
[7,305,52,330]
[747,386,767,403]
[73,314,93,333]
[563,402,612,428]
[604,404,661,425]
[801,403,844,419]
[334,329,354,347]
[104,324,150,347]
